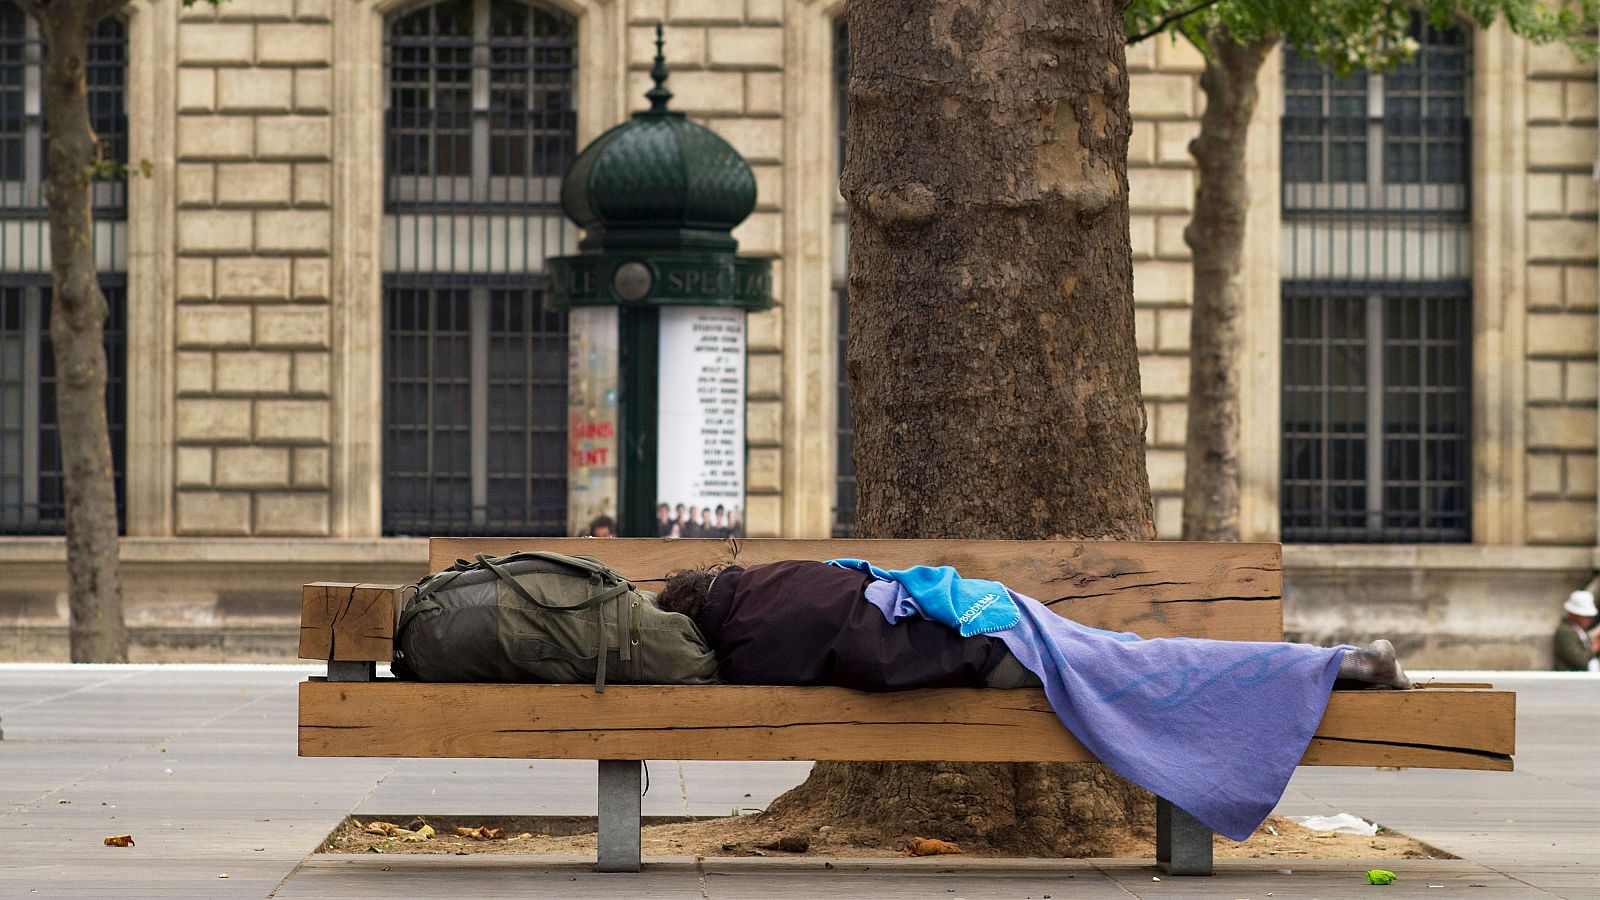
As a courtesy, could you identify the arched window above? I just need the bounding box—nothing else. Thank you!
[381,0,578,535]
[831,16,853,536]
[0,3,127,534]
[1280,19,1472,542]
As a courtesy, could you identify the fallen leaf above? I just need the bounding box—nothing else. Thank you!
[453,826,505,840]
[363,821,409,837]
[759,834,810,853]
[1367,869,1398,885]
[904,837,962,857]
[103,835,134,847]
[400,825,435,842]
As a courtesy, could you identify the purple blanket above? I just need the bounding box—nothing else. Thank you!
[865,580,1348,841]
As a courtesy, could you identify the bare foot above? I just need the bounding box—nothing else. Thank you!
[1337,640,1414,690]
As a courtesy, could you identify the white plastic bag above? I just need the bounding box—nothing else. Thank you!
[1286,813,1379,836]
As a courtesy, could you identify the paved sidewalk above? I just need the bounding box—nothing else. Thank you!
[0,665,1594,899]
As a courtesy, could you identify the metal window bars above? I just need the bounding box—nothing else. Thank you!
[0,5,127,535]
[380,0,577,536]
[1280,18,1472,543]
[831,17,855,537]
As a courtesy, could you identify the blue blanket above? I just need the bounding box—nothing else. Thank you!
[860,575,1348,842]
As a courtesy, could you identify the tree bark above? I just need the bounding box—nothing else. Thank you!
[1179,32,1275,542]
[760,0,1155,856]
[25,0,127,662]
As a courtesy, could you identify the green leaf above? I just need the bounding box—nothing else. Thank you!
[1367,869,1398,885]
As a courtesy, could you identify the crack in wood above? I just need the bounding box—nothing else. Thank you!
[1043,593,1276,605]
[1316,735,1512,761]
[490,720,1028,734]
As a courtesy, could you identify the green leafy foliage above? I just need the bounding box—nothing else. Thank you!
[1125,0,1599,73]
[87,158,153,180]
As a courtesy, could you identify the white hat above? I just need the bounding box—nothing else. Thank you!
[1566,590,1598,618]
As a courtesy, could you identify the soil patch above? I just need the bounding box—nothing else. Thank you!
[320,813,1453,861]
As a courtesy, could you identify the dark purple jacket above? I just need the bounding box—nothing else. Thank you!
[699,560,1010,690]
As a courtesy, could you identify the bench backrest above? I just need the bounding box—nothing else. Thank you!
[300,539,1283,664]
[429,538,1285,642]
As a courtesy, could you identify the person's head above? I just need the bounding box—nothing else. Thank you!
[700,508,711,524]
[586,515,615,538]
[653,567,719,621]
[675,503,686,520]
[1564,589,1597,625]
[715,505,726,525]
[657,503,669,522]
[688,505,698,521]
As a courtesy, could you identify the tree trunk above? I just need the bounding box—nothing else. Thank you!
[760,0,1155,856]
[30,1,127,662]
[1179,32,1275,542]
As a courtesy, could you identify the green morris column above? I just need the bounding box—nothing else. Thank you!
[549,27,772,538]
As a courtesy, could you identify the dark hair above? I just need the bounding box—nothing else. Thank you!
[586,515,615,536]
[654,568,718,621]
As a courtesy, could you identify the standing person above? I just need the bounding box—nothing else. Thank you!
[656,503,674,537]
[713,505,729,538]
[698,507,714,537]
[730,505,744,537]
[683,506,701,538]
[1553,590,1599,672]
[672,503,688,538]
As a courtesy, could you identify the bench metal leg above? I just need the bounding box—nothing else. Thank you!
[1155,796,1212,875]
[597,760,642,872]
[326,661,375,682]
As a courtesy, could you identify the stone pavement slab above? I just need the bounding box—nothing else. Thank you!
[1,665,1596,899]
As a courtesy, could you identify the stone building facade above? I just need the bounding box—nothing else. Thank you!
[0,0,1595,666]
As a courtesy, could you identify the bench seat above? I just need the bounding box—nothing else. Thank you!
[297,538,1516,876]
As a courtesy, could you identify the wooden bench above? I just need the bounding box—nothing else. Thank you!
[298,538,1515,876]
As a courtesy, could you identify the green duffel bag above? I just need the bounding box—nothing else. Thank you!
[391,551,720,691]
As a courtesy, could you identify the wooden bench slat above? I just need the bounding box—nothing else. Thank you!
[299,682,1512,771]
[426,538,1285,642]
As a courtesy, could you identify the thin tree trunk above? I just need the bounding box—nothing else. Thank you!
[1180,32,1275,542]
[761,0,1155,856]
[27,0,127,662]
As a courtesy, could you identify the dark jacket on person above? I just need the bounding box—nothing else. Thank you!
[1553,621,1595,671]
[698,560,1013,691]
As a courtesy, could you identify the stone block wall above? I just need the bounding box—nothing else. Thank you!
[629,0,789,537]
[1525,43,1599,545]
[171,0,334,537]
[1127,36,1206,537]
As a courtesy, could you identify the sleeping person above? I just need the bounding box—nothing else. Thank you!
[651,559,1412,692]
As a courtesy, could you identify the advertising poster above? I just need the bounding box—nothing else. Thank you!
[566,305,619,536]
[655,306,745,539]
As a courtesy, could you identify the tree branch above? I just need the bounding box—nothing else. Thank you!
[88,0,129,26]
[1127,0,1225,44]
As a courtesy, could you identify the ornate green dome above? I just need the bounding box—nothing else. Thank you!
[561,28,757,252]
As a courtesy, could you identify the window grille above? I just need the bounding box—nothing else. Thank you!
[0,4,127,535]
[831,17,855,537]
[1280,20,1471,542]
[381,0,577,535]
